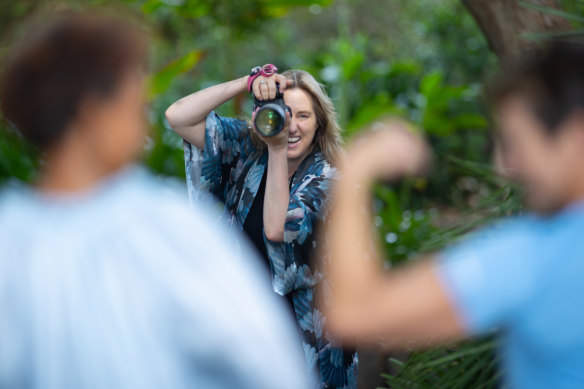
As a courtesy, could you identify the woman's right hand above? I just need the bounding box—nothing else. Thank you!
[251,74,292,101]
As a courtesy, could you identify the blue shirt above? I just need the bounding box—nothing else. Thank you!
[0,166,310,389]
[438,203,584,388]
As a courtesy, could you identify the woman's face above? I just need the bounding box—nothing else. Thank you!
[283,88,318,165]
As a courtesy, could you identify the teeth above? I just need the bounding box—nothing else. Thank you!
[288,137,300,143]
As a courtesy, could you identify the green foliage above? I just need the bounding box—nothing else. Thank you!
[139,0,333,32]
[419,72,487,136]
[0,0,495,189]
[342,56,490,206]
[378,157,521,264]
[148,50,203,99]
[0,124,38,183]
[382,338,501,389]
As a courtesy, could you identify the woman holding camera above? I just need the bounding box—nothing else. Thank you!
[166,65,358,388]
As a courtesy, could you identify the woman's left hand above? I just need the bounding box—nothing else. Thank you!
[252,109,291,151]
[251,74,291,101]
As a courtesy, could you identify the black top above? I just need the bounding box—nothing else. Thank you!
[242,169,295,314]
[243,169,270,269]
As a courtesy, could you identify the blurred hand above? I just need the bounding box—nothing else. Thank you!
[343,118,432,182]
[251,74,291,101]
[252,109,291,151]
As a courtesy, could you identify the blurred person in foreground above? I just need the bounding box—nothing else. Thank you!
[323,39,584,389]
[166,67,357,387]
[0,10,309,389]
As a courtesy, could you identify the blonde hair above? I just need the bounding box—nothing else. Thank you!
[250,69,343,165]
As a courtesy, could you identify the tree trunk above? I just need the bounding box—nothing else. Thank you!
[462,0,572,61]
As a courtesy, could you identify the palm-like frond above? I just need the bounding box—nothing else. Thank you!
[381,338,500,389]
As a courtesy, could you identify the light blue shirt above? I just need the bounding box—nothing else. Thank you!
[0,166,310,389]
[438,203,584,388]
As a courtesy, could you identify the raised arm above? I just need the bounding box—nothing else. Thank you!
[165,76,249,149]
[324,120,465,348]
[244,73,293,242]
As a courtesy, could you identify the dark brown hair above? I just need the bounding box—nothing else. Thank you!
[0,10,148,150]
[489,38,584,135]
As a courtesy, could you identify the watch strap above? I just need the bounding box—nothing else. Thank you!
[247,64,278,93]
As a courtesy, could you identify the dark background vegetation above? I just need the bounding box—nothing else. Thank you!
[1,0,583,387]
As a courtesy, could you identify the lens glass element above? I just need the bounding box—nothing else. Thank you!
[255,106,284,137]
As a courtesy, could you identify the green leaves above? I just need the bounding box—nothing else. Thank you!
[346,93,403,135]
[148,50,203,100]
[419,72,487,136]
[141,0,211,18]
[138,0,333,36]
[261,0,334,18]
[383,338,501,389]
[0,124,39,183]
[344,60,488,141]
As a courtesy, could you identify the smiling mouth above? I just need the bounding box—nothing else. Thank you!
[288,137,300,144]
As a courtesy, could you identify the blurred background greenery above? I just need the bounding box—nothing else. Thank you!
[1,0,582,388]
[1,0,498,187]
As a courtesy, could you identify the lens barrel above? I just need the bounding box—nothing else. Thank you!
[254,104,287,137]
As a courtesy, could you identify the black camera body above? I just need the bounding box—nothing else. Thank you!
[252,84,292,137]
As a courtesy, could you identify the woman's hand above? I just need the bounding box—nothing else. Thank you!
[251,74,291,101]
[342,118,432,184]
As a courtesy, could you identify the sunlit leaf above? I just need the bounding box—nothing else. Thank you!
[148,50,203,99]
[258,0,334,18]
[453,113,488,129]
[141,0,165,15]
[420,72,443,98]
[264,0,332,7]
[388,61,422,77]
[346,94,403,136]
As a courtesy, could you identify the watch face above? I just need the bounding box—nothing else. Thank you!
[261,64,277,76]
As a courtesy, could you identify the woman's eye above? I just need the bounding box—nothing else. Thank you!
[298,114,308,119]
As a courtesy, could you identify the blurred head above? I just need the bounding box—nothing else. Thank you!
[492,39,584,214]
[0,10,148,173]
[251,70,343,166]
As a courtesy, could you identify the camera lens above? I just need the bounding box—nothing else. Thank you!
[254,105,286,137]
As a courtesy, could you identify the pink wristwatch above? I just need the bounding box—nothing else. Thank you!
[247,64,278,93]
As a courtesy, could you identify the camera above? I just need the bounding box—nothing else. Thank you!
[253,84,292,137]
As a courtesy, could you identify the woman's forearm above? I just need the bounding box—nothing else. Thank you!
[165,76,249,148]
[263,147,290,242]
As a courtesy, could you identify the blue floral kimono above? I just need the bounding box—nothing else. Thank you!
[183,112,358,389]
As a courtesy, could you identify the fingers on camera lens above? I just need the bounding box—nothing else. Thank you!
[261,80,275,100]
